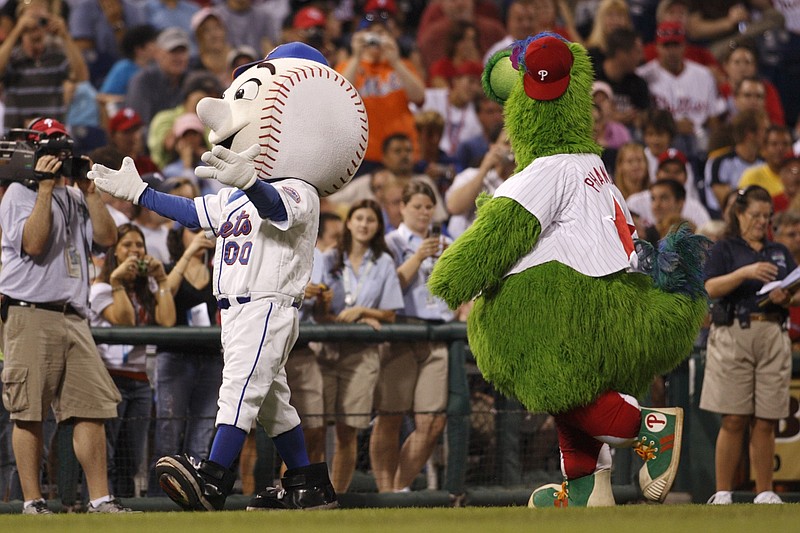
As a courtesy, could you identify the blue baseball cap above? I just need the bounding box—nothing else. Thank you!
[232,42,328,80]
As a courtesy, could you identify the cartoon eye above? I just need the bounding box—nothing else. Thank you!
[234,79,261,100]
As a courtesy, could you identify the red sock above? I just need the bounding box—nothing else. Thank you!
[554,391,642,479]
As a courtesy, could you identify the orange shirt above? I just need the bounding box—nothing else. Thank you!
[337,59,421,163]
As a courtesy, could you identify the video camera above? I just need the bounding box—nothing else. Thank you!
[0,128,90,187]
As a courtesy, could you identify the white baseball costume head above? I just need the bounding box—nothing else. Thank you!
[198,43,368,196]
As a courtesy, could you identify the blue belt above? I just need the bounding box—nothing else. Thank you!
[217,296,251,309]
[217,296,301,309]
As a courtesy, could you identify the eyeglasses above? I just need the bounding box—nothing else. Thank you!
[364,10,391,23]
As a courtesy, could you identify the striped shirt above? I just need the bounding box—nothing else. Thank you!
[3,44,69,128]
[494,153,637,278]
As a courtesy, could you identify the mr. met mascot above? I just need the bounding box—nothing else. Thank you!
[90,43,367,511]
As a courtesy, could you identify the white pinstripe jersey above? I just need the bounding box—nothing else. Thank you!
[193,178,320,300]
[494,153,637,278]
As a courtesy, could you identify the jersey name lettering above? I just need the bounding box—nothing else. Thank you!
[584,166,612,193]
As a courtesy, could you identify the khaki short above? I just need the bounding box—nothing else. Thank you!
[374,341,448,414]
[1,306,121,423]
[319,342,380,429]
[284,343,324,429]
[700,321,792,419]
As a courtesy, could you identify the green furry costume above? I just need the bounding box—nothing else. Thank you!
[428,35,708,415]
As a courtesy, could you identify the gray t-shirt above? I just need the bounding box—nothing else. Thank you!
[0,182,95,316]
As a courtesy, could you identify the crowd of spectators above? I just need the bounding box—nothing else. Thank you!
[2,0,800,508]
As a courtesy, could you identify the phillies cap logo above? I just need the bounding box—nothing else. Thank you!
[538,70,548,81]
[645,412,668,432]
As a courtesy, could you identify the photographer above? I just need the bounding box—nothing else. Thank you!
[0,2,88,128]
[337,4,425,174]
[89,222,175,498]
[0,118,131,514]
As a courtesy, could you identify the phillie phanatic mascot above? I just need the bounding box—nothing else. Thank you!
[89,43,367,511]
[428,33,709,507]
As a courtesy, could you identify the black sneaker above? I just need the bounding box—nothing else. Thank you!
[246,463,338,511]
[155,455,236,511]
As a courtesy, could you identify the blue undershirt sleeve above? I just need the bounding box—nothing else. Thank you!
[244,180,288,222]
[138,187,201,229]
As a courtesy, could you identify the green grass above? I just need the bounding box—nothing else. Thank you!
[1,505,800,533]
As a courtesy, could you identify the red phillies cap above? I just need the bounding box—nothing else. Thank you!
[780,149,800,169]
[453,60,484,79]
[292,6,326,30]
[657,148,688,169]
[28,117,68,137]
[656,21,685,45]
[363,0,397,15]
[522,36,573,101]
[109,107,143,133]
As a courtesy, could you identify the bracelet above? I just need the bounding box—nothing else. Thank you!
[157,288,169,296]
[111,286,125,292]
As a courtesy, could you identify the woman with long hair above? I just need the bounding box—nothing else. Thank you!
[90,223,175,496]
[614,142,649,200]
[584,0,632,64]
[315,199,404,493]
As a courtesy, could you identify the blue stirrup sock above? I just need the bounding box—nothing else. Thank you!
[208,424,248,469]
[272,425,310,470]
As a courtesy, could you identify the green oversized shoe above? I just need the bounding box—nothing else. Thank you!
[528,469,615,508]
[636,407,683,503]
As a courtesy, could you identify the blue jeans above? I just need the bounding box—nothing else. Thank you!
[147,352,222,496]
[105,375,152,498]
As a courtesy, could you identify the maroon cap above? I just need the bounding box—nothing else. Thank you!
[657,148,688,169]
[656,21,685,45]
[109,107,143,133]
[522,36,573,101]
[28,117,68,137]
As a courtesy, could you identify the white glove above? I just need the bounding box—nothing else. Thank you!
[196,143,261,190]
[87,156,148,205]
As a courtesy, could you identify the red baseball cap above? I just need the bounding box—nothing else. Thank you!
[779,149,800,169]
[363,0,397,15]
[656,21,685,45]
[109,107,143,133]
[522,36,573,101]
[453,60,484,79]
[293,6,326,30]
[28,117,68,137]
[657,148,688,169]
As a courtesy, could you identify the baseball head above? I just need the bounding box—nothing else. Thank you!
[196,42,368,196]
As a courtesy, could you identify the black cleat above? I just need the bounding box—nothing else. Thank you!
[247,462,338,511]
[155,455,236,511]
